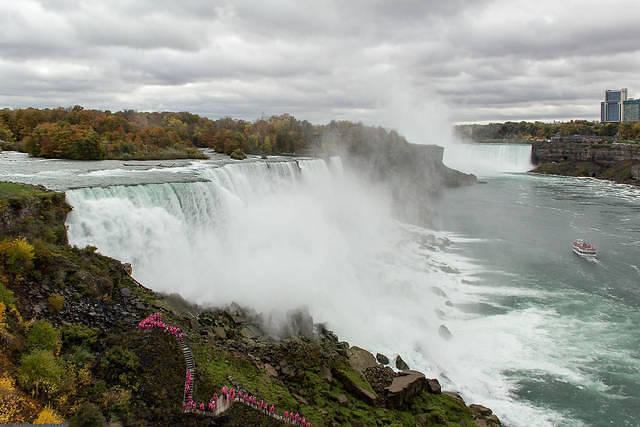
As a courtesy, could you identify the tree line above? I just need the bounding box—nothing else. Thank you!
[0,106,411,160]
[456,120,640,141]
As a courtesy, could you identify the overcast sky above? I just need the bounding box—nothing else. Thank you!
[2,0,640,134]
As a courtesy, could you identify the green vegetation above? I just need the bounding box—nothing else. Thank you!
[1,106,414,161]
[456,120,640,142]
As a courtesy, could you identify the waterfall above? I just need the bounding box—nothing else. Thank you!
[443,143,534,176]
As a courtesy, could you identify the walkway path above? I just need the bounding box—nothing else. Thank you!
[137,312,312,425]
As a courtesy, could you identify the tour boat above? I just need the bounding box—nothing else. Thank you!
[572,239,597,258]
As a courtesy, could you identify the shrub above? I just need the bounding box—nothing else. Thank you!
[47,293,64,312]
[68,402,106,427]
[0,237,34,266]
[100,346,140,387]
[61,324,98,349]
[34,406,65,424]
[26,320,60,354]
[0,280,15,307]
[230,148,247,160]
[18,349,64,395]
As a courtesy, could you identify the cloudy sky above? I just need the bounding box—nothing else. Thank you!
[2,0,640,131]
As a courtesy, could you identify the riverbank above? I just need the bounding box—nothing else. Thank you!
[0,182,498,425]
[531,141,640,185]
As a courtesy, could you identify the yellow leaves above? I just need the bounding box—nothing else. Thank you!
[34,406,64,424]
[0,371,37,423]
[0,302,12,346]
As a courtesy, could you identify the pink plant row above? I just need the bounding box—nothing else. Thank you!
[138,313,311,425]
[137,312,183,340]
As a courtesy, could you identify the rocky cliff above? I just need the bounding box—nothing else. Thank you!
[531,141,640,184]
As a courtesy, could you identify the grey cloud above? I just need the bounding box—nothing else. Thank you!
[2,0,640,126]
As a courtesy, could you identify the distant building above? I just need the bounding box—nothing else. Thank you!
[601,88,640,122]
[623,99,640,122]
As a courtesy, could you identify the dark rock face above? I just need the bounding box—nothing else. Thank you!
[395,355,410,371]
[385,370,427,409]
[364,365,396,394]
[532,141,640,185]
[376,352,390,365]
[532,141,640,166]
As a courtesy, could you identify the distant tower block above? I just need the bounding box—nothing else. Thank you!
[600,88,640,123]
[601,88,627,123]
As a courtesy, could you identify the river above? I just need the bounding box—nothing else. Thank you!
[0,145,638,426]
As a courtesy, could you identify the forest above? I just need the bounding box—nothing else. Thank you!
[0,106,410,161]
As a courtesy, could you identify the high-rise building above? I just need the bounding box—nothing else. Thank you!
[623,99,640,122]
[601,88,627,123]
[601,88,640,122]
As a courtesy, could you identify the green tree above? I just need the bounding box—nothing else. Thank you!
[27,320,61,354]
[18,349,64,395]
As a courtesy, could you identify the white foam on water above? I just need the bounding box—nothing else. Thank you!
[65,158,581,426]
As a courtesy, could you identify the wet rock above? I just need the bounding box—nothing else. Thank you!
[376,353,390,365]
[332,368,377,405]
[439,324,453,340]
[470,404,501,426]
[426,378,441,394]
[349,346,378,373]
[385,370,427,409]
[443,391,465,404]
[395,355,409,371]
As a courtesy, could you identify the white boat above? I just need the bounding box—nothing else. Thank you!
[572,239,597,258]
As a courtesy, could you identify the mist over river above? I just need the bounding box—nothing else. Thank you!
[1,145,638,426]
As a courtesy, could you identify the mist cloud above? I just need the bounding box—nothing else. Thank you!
[1,0,639,128]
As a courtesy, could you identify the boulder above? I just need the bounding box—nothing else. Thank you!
[469,404,501,427]
[376,353,390,365]
[426,378,441,394]
[385,370,427,409]
[119,287,131,297]
[213,327,227,339]
[332,368,377,405]
[348,346,378,373]
[395,355,409,371]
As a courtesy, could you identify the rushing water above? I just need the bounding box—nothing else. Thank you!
[0,147,638,426]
